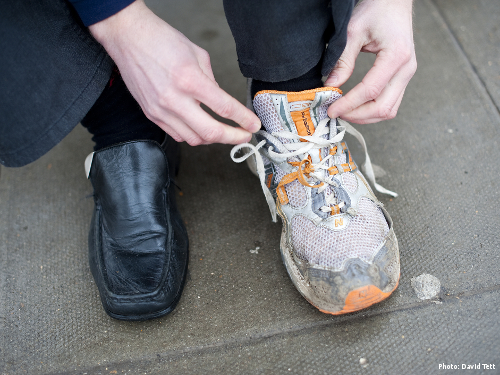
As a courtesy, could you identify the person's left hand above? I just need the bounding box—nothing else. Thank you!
[325,0,417,124]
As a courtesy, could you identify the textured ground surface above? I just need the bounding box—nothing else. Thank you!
[1,0,499,374]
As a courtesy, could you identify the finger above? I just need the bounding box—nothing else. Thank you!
[150,110,206,145]
[195,46,217,84]
[180,103,254,145]
[194,74,261,133]
[334,52,415,123]
[159,122,183,143]
[328,49,407,119]
[324,33,363,87]
[341,87,406,124]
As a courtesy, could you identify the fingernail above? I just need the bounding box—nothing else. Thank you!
[251,122,261,133]
[326,74,338,86]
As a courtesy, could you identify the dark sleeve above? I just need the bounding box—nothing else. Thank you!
[67,0,136,26]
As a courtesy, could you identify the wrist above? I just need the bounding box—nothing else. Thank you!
[89,0,148,47]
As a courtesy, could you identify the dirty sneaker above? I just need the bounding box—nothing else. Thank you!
[231,88,400,314]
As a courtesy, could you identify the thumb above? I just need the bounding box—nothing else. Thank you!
[324,37,361,87]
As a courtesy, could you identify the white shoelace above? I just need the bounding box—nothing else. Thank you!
[230,118,397,222]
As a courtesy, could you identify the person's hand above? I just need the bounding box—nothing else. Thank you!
[89,0,260,145]
[325,0,417,124]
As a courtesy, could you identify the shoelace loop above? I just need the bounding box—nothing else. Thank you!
[230,139,278,221]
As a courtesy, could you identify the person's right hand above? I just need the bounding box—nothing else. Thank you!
[89,0,261,146]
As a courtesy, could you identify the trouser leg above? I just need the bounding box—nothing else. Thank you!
[0,0,113,167]
[223,0,354,86]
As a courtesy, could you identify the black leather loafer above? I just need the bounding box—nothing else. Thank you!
[85,139,188,321]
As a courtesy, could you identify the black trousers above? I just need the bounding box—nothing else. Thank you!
[0,0,353,167]
[223,0,353,82]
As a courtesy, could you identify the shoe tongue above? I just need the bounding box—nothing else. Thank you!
[289,101,316,139]
[254,89,339,139]
[252,89,343,200]
[287,91,339,165]
[253,89,342,164]
[285,91,317,140]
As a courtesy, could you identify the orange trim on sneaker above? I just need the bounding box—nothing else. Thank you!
[276,185,289,205]
[287,91,316,102]
[275,156,324,205]
[318,278,400,315]
[290,108,315,137]
[266,174,273,188]
[254,87,342,100]
[329,205,341,215]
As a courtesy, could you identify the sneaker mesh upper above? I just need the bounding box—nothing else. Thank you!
[291,197,389,270]
[253,93,290,142]
[254,93,308,207]
[341,172,358,193]
[254,90,390,270]
[286,180,308,208]
[317,96,335,121]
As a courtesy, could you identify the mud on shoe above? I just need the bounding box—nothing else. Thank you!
[85,139,188,321]
[231,88,400,315]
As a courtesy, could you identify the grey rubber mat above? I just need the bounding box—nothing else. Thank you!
[1,0,499,374]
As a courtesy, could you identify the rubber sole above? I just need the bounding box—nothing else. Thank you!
[318,278,399,315]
